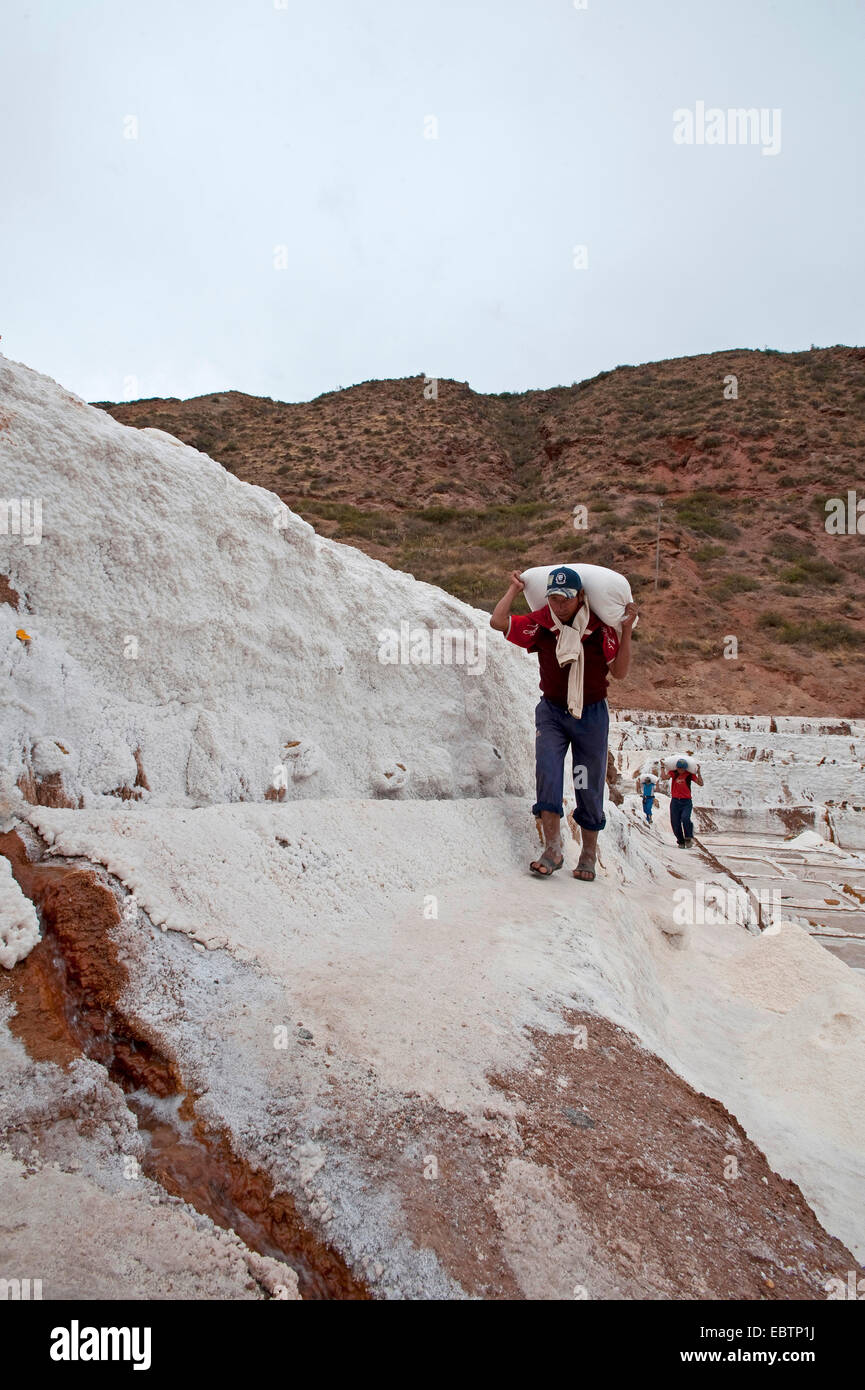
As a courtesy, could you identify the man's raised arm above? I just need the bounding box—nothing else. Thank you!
[490,571,526,632]
[608,601,638,680]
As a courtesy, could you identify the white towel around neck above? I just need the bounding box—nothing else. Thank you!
[548,601,592,719]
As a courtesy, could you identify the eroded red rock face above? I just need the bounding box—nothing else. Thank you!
[0,573,22,609]
[15,744,150,808]
[16,769,81,810]
[0,830,128,1062]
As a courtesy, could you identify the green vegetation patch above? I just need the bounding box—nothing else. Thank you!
[708,575,761,600]
[673,489,740,539]
[301,500,400,541]
[778,557,843,586]
[757,613,865,649]
[768,532,812,562]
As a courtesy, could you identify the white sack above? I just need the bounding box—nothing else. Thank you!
[662,755,700,774]
[520,562,637,632]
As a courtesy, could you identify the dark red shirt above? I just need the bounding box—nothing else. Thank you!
[506,605,619,708]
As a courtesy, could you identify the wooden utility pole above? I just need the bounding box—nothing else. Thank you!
[654,499,663,591]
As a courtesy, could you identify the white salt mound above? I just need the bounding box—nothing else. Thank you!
[0,855,40,968]
[0,353,537,808]
[786,829,827,849]
[719,920,856,1015]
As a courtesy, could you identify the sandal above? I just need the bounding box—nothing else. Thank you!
[573,854,596,882]
[530,848,564,877]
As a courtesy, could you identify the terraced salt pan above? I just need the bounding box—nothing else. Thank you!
[617,712,865,738]
[611,711,865,811]
[697,827,865,967]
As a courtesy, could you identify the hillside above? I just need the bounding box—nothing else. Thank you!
[98,346,865,717]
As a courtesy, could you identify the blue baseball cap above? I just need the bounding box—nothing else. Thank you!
[546,566,583,598]
[676,758,688,769]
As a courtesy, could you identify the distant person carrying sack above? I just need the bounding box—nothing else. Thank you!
[638,773,657,825]
[490,566,637,882]
[659,758,703,847]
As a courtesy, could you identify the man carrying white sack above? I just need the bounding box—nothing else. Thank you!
[658,758,704,848]
[490,565,637,881]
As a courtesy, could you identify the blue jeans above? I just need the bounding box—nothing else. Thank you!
[532,697,609,832]
[670,797,693,842]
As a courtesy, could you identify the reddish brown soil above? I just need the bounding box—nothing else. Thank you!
[321,1014,859,1299]
[137,1105,368,1299]
[491,1013,859,1299]
[0,573,22,609]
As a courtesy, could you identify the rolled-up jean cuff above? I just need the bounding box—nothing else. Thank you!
[570,808,607,833]
[532,801,564,818]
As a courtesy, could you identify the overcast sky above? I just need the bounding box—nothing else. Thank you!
[1,0,862,404]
